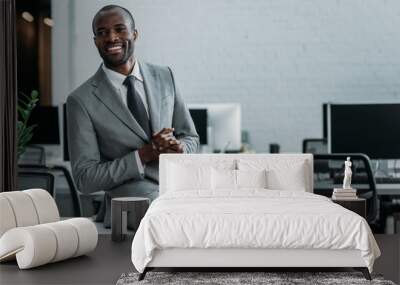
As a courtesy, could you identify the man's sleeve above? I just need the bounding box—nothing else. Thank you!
[167,67,200,153]
[134,150,145,174]
[66,95,144,194]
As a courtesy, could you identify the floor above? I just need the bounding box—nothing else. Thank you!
[0,234,399,285]
[0,235,133,285]
[373,234,400,284]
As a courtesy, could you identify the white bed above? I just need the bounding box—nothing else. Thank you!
[131,154,380,280]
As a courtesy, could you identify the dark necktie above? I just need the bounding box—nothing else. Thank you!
[123,75,152,138]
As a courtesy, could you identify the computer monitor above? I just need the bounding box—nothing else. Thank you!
[327,103,400,159]
[188,103,241,152]
[28,106,60,145]
[323,103,328,139]
[188,109,208,145]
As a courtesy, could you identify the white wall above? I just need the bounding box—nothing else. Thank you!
[52,0,400,152]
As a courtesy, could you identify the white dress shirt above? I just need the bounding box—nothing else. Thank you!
[102,60,148,176]
[102,60,149,115]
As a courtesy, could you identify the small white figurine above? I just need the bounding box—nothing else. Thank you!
[343,157,352,189]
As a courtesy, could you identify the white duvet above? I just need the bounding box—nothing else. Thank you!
[131,190,380,273]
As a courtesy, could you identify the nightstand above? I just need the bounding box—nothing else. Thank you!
[331,198,366,219]
[111,197,149,242]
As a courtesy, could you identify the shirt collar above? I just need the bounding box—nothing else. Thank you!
[102,59,144,89]
[132,60,143,82]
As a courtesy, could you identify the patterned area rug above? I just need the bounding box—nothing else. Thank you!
[116,272,396,285]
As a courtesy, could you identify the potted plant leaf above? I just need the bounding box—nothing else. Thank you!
[17,90,39,158]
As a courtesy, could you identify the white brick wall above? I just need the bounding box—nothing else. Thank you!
[53,0,400,152]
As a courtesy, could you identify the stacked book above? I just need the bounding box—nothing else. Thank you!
[332,188,358,200]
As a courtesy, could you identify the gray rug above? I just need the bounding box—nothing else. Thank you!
[116,272,396,285]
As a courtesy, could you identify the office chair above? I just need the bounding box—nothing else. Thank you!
[18,145,46,165]
[303,138,329,175]
[16,105,82,217]
[302,138,327,154]
[18,164,81,217]
[394,212,400,234]
[17,171,55,196]
[313,154,380,231]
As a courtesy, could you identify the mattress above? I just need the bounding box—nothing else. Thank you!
[131,190,380,273]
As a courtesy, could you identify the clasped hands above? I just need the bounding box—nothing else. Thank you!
[138,128,183,163]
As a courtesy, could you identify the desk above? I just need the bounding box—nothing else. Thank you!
[376,184,400,196]
[314,182,400,196]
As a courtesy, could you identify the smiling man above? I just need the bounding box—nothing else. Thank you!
[66,5,199,227]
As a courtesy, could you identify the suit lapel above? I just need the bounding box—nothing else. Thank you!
[91,66,149,142]
[140,62,161,134]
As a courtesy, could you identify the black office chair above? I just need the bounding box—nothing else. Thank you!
[18,164,81,217]
[17,171,55,195]
[303,138,329,175]
[18,145,46,165]
[302,138,327,154]
[313,154,380,231]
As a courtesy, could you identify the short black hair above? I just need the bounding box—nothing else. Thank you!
[92,5,135,35]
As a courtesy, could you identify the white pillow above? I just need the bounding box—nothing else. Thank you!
[166,162,211,191]
[211,169,268,191]
[266,165,307,191]
[236,169,268,189]
[237,158,309,191]
[211,168,236,190]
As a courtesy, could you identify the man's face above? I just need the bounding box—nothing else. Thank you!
[93,9,137,68]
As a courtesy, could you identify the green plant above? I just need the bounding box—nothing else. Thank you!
[17,90,39,157]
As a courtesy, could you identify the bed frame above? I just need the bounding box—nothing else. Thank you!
[138,154,372,281]
[139,248,371,280]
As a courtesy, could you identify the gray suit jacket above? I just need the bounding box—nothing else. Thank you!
[66,62,199,195]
